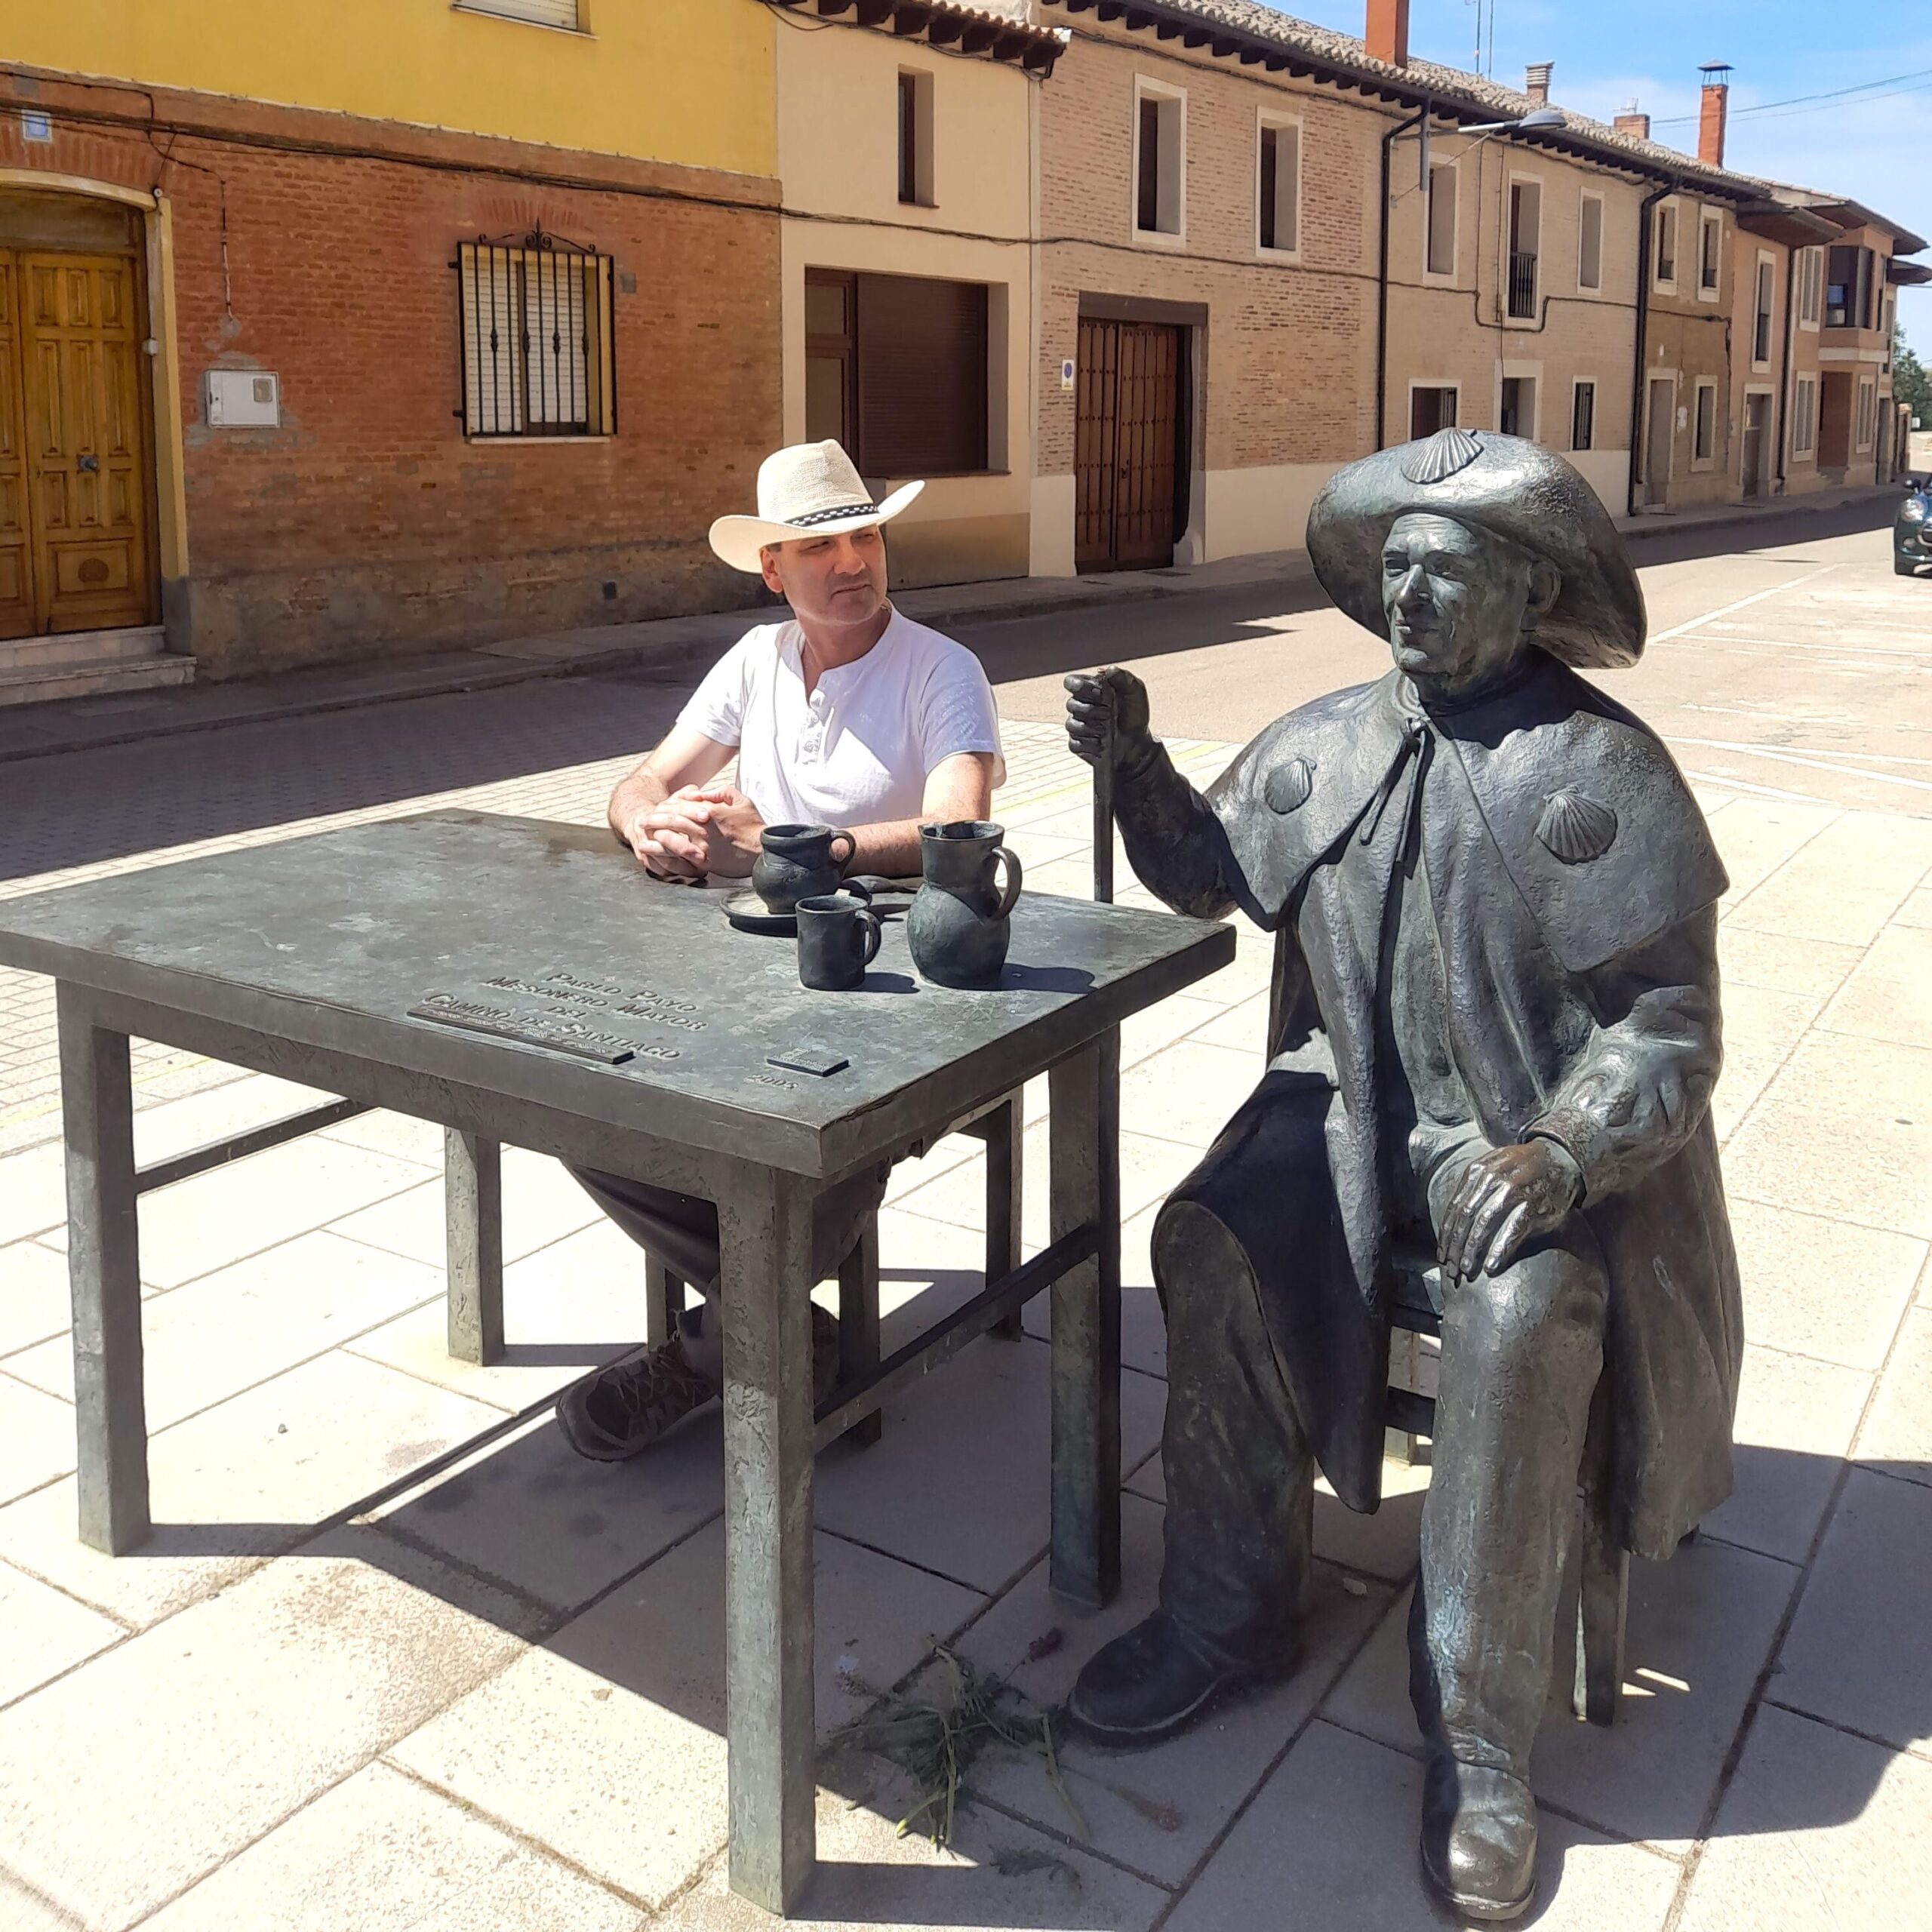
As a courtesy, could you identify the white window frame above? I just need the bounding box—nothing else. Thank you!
[1423,158,1459,281]
[1254,108,1303,260]
[1131,76,1187,248]
[1791,374,1817,459]
[454,0,583,30]
[1406,380,1460,438]
[1696,207,1723,302]
[1751,251,1776,371]
[1798,247,1822,330]
[1577,190,1604,294]
[1504,171,1543,325]
[1497,361,1541,441]
[1570,377,1597,452]
[1690,377,1719,468]
[1652,198,1680,295]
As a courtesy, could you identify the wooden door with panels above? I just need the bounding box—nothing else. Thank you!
[0,248,155,638]
[1075,317,1183,573]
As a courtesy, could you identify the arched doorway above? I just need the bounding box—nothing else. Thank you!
[0,186,158,641]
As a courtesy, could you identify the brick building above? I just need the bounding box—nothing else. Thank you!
[0,0,783,697]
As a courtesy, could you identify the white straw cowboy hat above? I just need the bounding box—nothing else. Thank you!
[708,441,924,574]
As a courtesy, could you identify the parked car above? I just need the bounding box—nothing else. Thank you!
[1898,475,1932,577]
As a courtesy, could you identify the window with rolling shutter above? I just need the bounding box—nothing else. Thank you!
[804,269,989,475]
[457,0,581,28]
[454,233,614,438]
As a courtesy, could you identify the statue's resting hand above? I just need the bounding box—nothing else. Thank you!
[1439,1139,1584,1284]
[1064,666,1154,774]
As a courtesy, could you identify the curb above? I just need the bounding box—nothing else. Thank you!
[0,490,1896,767]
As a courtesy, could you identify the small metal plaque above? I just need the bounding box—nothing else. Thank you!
[408,994,637,1063]
[767,1048,849,1078]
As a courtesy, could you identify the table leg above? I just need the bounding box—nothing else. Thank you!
[984,1096,1025,1341]
[57,984,149,1554]
[837,1220,883,1447]
[445,1130,504,1365]
[1048,1029,1121,1613]
[718,1164,818,1913]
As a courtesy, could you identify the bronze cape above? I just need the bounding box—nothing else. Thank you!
[1116,651,1742,1561]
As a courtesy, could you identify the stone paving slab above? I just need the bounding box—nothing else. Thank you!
[388,1524,987,1912]
[1672,1703,1932,1932]
[1160,1718,1683,1932]
[0,1533,538,1931]
[137,1759,646,1932]
[940,1496,1389,1887]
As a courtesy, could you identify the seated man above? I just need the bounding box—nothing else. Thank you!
[555,439,1004,1462]
[1062,429,1740,1924]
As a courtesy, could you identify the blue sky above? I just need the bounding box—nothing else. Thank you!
[1295,1,1932,342]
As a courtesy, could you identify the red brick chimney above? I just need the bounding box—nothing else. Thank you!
[1698,63,1731,167]
[1366,0,1408,68]
[1614,100,1651,140]
[1524,62,1553,105]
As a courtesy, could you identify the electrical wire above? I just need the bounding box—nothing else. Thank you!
[1651,64,1932,127]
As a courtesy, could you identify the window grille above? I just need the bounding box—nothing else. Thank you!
[454,227,615,438]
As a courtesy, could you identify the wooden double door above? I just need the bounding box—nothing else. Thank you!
[1075,317,1184,572]
[0,249,155,639]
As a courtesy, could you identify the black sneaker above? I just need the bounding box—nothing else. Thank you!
[556,1306,841,1463]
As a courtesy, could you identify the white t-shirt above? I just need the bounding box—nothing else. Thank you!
[676,608,1004,829]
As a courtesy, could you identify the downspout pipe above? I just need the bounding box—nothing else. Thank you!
[1774,239,1797,495]
[1377,103,1429,451]
[1627,179,1674,518]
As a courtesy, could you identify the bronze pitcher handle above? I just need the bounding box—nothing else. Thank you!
[988,847,1023,920]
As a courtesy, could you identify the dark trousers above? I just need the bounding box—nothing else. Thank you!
[1152,1129,1607,1777]
[566,1162,891,1302]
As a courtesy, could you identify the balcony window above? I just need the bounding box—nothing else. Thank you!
[1577,193,1602,292]
[1754,260,1774,365]
[1410,386,1458,437]
[1134,85,1185,239]
[1257,118,1301,254]
[1506,180,1540,319]
[1426,163,1457,276]
[1571,380,1595,452]
[1826,245,1875,329]
[1654,205,1677,288]
[1699,214,1721,293]
[1693,380,1717,463]
[897,70,934,207]
[1500,374,1536,439]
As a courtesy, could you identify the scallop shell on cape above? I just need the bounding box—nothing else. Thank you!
[1400,426,1484,486]
[1536,789,1618,864]
[1264,757,1315,815]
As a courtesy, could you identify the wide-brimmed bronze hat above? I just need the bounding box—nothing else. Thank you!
[1306,427,1645,669]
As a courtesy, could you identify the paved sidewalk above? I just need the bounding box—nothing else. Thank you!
[0,484,1896,768]
[2,706,1930,1929]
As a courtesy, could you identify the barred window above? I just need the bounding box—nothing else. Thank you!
[454,232,614,438]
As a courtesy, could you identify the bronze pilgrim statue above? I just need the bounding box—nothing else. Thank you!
[1063,427,1742,1923]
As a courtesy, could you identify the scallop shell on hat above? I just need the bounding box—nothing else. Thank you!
[1536,789,1618,864]
[1399,426,1484,487]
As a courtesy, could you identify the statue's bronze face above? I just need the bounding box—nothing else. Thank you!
[1380,512,1556,697]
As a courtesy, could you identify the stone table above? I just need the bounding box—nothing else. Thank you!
[0,810,1233,1914]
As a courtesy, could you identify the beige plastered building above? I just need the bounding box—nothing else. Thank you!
[1384,128,1644,513]
[774,2,1059,588]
